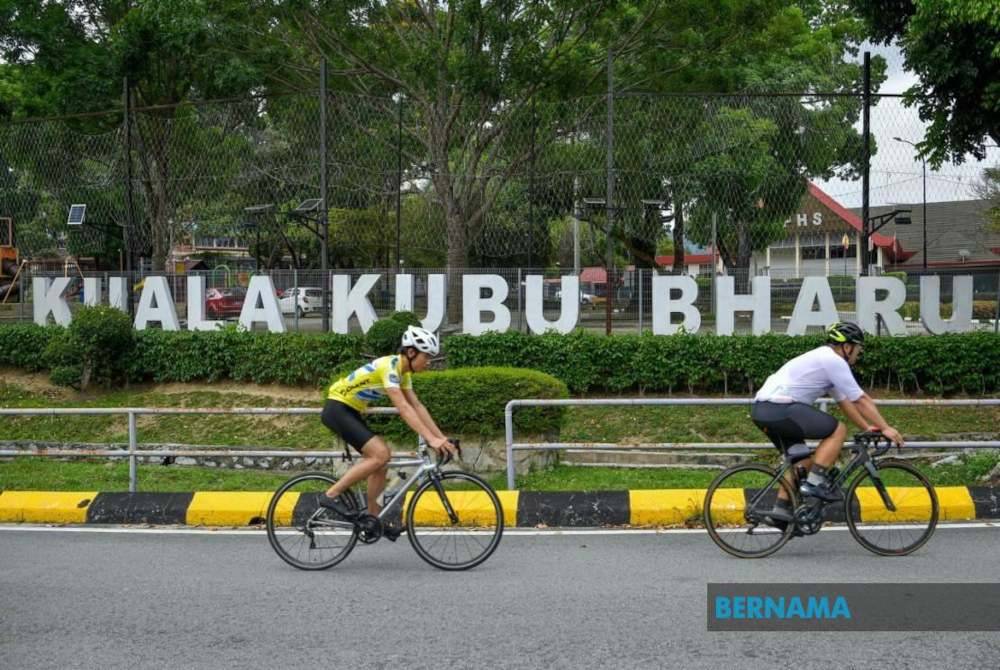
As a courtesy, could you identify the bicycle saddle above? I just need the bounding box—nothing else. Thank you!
[784,443,813,464]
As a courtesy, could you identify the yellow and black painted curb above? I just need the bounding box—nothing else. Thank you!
[0,486,996,527]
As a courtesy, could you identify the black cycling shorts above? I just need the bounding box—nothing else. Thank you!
[321,399,376,452]
[750,401,839,452]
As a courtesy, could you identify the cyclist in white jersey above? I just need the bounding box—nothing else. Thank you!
[751,322,904,524]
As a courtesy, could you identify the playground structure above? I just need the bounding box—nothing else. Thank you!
[0,217,25,304]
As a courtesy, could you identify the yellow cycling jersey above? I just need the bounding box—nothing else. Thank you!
[326,355,413,412]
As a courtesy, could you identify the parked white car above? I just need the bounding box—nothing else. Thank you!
[278,287,324,317]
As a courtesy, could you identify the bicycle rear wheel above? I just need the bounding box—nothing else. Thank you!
[845,460,938,556]
[266,472,360,570]
[703,464,797,558]
[405,472,504,571]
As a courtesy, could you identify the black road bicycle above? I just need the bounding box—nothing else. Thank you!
[266,439,504,571]
[703,431,938,558]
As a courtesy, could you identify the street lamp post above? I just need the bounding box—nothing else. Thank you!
[894,137,927,270]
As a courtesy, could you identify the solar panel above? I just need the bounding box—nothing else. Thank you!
[294,198,322,214]
[67,204,87,226]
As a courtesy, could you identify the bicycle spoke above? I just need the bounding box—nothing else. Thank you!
[847,462,937,556]
[406,472,504,570]
[266,473,359,570]
[704,465,795,559]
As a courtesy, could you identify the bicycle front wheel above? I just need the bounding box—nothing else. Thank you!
[845,460,938,556]
[703,463,797,558]
[266,472,360,570]
[405,472,504,571]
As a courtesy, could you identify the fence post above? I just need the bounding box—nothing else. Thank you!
[319,57,330,333]
[505,402,516,490]
[293,268,299,331]
[860,51,872,276]
[395,95,403,269]
[123,76,135,288]
[517,268,523,332]
[638,268,643,333]
[605,50,615,336]
[995,271,999,334]
[128,410,138,493]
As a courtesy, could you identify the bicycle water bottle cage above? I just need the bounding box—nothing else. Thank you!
[784,443,812,464]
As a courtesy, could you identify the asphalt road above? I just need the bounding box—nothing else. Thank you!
[1,524,998,670]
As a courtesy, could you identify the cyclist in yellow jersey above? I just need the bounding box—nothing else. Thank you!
[318,326,456,536]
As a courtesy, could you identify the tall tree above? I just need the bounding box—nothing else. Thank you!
[280,0,637,320]
[848,0,1000,165]
[0,0,290,269]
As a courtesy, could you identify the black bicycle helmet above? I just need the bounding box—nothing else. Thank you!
[826,321,865,345]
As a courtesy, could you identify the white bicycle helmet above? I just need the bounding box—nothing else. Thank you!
[401,325,439,356]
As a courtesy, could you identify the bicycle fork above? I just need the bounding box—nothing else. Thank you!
[430,475,460,525]
[863,460,898,512]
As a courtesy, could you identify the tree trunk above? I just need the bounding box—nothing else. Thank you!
[735,221,753,292]
[445,205,467,325]
[672,203,685,275]
[134,118,173,272]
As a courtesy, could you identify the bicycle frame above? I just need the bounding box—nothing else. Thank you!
[745,436,898,519]
[308,438,454,531]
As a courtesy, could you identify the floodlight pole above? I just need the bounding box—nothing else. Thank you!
[861,51,872,276]
[319,57,330,332]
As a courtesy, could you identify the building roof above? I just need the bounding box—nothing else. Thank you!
[807,183,909,261]
[851,198,1000,268]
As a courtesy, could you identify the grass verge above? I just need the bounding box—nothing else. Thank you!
[1,454,996,492]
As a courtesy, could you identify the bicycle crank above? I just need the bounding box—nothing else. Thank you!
[357,514,383,544]
[793,500,825,535]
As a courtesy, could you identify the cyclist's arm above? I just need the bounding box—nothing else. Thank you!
[384,387,440,446]
[837,398,870,431]
[402,388,446,443]
[852,394,904,446]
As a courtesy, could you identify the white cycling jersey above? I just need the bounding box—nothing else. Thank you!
[754,345,864,405]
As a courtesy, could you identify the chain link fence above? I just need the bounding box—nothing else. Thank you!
[2,84,998,334]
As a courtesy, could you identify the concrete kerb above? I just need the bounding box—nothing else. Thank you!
[0,486,997,527]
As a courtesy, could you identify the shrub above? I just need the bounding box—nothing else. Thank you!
[132,328,364,386]
[0,324,60,371]
[43,306,135,389]
[364,311,422,356]
[364,366,568,440]
[445,330,1000,396]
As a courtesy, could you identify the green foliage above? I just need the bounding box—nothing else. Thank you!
[885,271,907,283]
[364,311,422,356]
[848,0,1000,165]
[0,324,60,371]
[43,306,135,389]
[445,330,1000,396]
[365,367,568,440]
[131,328,364,386]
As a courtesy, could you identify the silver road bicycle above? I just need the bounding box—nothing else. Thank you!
[266,439,504,571]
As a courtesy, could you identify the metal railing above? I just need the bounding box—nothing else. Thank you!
[503,397,1000,488]
[0,406,401,492]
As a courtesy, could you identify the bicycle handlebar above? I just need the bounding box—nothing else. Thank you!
[853,430,895,456]
[435,439,462,467]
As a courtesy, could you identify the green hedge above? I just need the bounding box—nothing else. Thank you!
[444,330,1000,396]
[0,324,363,386]
[131,328,364,385]
[363,366,568,439]
[0,324,63,371]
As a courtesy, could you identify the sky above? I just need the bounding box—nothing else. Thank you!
[815,42,999,208]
